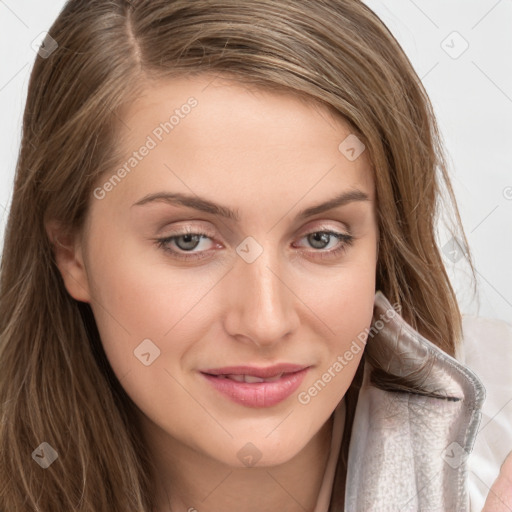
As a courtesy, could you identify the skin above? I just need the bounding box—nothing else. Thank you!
[48,75,380,511]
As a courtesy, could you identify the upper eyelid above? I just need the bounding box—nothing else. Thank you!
[161,217,351,236]
[163,224,350,238]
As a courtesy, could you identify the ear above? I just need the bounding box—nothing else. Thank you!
[45,220,91,303]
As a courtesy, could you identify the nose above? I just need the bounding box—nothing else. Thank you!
[223,243,300,349]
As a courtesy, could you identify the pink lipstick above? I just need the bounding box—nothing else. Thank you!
[200,364,310,408]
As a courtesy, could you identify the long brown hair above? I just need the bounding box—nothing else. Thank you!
[0,0,476,510]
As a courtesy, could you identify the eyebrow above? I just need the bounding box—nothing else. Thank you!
[131,189,370,221]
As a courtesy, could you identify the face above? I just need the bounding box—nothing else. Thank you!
[56,74,379,468]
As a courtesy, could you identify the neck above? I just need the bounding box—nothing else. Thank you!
[146,413,335,512]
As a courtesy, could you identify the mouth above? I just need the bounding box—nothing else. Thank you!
[201,363,309,379]
[200,364,310,408]
[209,373,284,383]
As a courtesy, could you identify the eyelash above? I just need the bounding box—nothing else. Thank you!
[155,226,355,262]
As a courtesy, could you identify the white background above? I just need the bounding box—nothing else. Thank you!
[0,0,511,322]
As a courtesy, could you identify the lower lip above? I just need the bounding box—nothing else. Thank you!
[201,368,309,408]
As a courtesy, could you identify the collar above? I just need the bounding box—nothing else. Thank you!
[328,290,486,511]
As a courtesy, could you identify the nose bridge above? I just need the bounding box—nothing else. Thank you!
[224,238,298,346]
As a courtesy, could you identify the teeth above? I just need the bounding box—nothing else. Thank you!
[222,373,284,383]
[262,373,283,382]
[226,374,245,382]
[244,375,265,383]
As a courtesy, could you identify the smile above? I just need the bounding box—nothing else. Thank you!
[201,366,310,408]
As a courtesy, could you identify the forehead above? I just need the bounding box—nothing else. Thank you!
[118,74,359,148]
[98,75,375,215]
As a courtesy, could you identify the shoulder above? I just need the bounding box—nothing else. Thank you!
[457,314,512,512]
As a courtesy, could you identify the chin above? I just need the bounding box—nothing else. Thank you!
[211,431,313,470]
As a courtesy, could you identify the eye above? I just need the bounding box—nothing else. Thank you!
[155,228,216,261]
[154,226,355,262]
[293,230,355,260]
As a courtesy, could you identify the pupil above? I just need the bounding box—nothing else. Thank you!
[178,234,201,251]
[309,232,329,249]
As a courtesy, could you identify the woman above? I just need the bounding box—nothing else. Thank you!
[0,0,510,510]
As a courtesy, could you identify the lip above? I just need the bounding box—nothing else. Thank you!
[201,363,309,379]
[200,364,310,408]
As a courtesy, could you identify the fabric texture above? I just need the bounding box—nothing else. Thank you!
[311,290,510,512]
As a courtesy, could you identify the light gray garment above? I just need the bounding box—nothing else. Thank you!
[329,291,486,512]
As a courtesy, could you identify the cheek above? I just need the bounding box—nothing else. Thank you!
[293,266,374,439]
[84,246,214,434]
[314,273,373,367]
[297,244,376,389]
[304,242,377,340]
[83,233,211,380]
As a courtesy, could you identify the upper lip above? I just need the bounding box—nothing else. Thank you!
[201,363,309,379]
